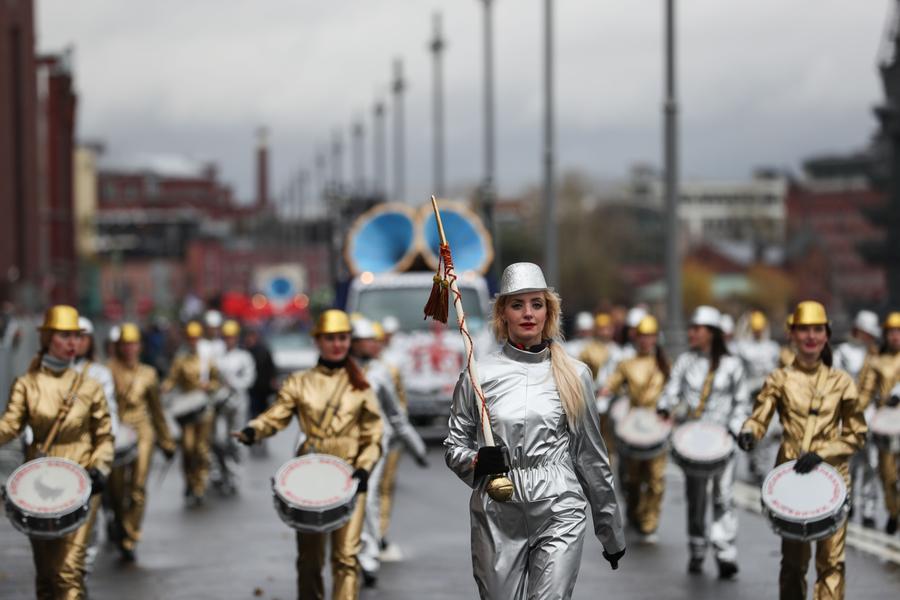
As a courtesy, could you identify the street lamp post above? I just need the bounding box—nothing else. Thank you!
[542,0,558,287]
[392,59,406,202]
[373,100,387,199]
[663,0,684,348]
[480,0,499,279]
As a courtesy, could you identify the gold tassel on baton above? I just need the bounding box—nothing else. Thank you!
[424,196,514,502]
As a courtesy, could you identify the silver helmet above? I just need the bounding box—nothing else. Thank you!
[497,262,549,297]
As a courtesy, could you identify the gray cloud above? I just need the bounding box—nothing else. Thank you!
[37,0,889,203]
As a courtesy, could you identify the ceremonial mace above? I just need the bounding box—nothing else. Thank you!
[424,196,514,502]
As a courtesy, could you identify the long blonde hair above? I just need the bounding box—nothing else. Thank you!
[491,290,585,426]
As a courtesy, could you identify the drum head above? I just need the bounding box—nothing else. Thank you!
[616,408,672,446]
[5,457,91,518]
[871,407,900,436]
[762,461,847,523]
[273,454,357,512]
[609,397,629,423]
[671,421,733,462]
[115,423,138,451]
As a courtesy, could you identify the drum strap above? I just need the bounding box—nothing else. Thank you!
[39,365,88,456]
[313,378,351,437]
[691,369,717,419]
[800,366,829,453]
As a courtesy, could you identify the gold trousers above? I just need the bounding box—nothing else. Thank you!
[378,448,402,538]
[29,496,100,600]
[623,453,667,534]
[780,524,846,600]
[109,423,156,549]
[180,411,213,497]
[296,494,366,600]
[878,450,899,518]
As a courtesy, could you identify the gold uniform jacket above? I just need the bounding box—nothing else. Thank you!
[249,365,383,471]
[858,351,900,409]
[743,362,866,471]
[605,355,667,410]
[0,366,114,475]
[161,352,220,394]
[109,359,176,453]
[579,341,612,380]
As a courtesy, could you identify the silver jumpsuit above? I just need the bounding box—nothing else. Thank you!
[358,357,427,575]
[833,339,879,523]
[445,343,625,600]
[658,351,749,564]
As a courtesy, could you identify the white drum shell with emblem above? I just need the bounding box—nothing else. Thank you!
[615,408,672,459]
[670,421,734,477]
[870,406,900,454]
[761,460,849,542]
[113,422,139,467]
[271,454,359,533]
[2,457,92,539]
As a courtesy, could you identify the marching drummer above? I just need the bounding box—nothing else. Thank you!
[210,319,256,495]
[734,311,781,483]
[350,316,427,587]
[107,323,177,561]
[0,305,114,598]
[602,314,669,543]
[161,320,220,507]
[444,262,625,599]
[858,310,900,535]
[656,305,749,579]
[233,309,383,600]
[738,301,866,598]
[833,310,882,529]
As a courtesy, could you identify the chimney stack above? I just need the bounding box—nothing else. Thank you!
[256,127,269,209]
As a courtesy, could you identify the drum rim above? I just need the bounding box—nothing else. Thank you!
[5,457,91,519]
[870,406,900,435]
[671,420,734,462]
[167,389,210,417]
[615,408,672,446]
[761,460,848,524]
[273,453,358,511]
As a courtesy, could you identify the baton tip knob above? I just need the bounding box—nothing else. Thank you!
[486,476,514,502]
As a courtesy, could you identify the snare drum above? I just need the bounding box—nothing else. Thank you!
[609,397,630,424]
[113,423,139,467]
[870,406,900,453]
[615,408,672,459]
[1,457,92,539]
[168,390,209,423]
[670,421,734,477]
[761,460,849,542]
[272,453,359,533]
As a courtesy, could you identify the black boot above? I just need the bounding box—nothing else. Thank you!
[688,557,704,574]
[717,560,739,580]
[887,517,898,535]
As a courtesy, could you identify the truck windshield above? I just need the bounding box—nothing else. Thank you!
[355,285,486,332]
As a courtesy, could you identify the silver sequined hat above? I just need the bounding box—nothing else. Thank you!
[497,262,549,297]
[690,305,722,329]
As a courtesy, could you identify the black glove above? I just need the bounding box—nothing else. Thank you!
[794,452,823,474]
[737,431,756,452]
[656,408,671,420]
[603,547,626,570]
[161,445,176,461]
[352,468,369,493]
[88,468,106,496]
[473,446,509,479]
[237,427,256,446]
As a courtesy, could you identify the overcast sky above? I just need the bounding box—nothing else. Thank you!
[37,0,892,205]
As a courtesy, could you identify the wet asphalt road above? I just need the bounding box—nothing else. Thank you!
[2,425,899,599]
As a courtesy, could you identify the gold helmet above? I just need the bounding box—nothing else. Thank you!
[120,323,141,343]
[636,315,659,335]
[222,319,241,337]
[372,321,386,342]
[312,309,352,336]
[791,301,829,327]
[595,313,612,328]
[883,311,900,331]
[38,305,81,332]
[185,321,204,338]
[750,311,768,332]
